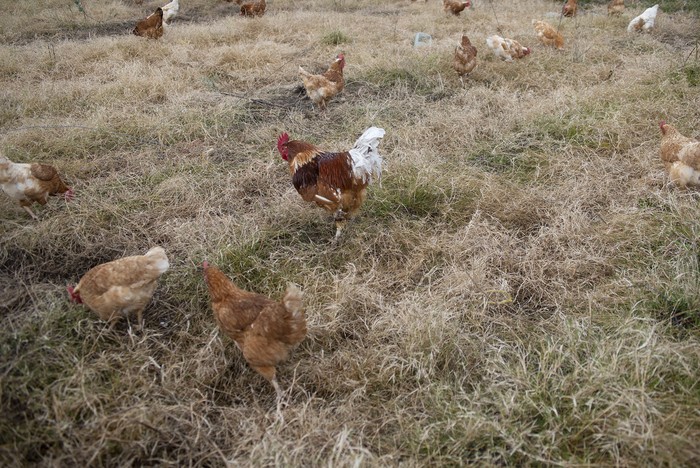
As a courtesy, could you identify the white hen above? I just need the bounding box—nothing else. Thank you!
[161,0,179,24]
[627,4,658,33]
[486,35,531,62]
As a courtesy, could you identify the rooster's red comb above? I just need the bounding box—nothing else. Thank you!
[277,133,289,152]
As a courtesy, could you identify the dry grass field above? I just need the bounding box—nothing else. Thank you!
[1,0,700,465]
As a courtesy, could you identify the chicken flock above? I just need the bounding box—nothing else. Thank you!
[2,0,694,405]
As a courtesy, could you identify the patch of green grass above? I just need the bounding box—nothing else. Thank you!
[647,291,700,331]
[368,171,451,219]
[467,145,547,180]
[533,115,617,151]
[321,30,351,46]
[583,0,699,14]
[658,0,700,14]
[359,66,436,95]
[670,64,700,87]
[683,64,700,86]
[217,228,315,294]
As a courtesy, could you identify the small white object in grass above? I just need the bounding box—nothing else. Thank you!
[414,32,432,47]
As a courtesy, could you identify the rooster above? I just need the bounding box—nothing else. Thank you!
[299,54,345,111]
[562,0,577,17]
[240,0,266,17]
[627,4,659,33]
[443,0,470,16]
[277,127,386,240]
[486,35,531,62]
[1,154,73,219]
[454,34,477,84]
[659,121,700,189]
[532,20,564,49]
[608,0,624,16]
[161,0,179,25]
[133,7,164,39]
[67,247,170,330]
[202,262,306,402]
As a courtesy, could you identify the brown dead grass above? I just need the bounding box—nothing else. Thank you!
[1,0,700,465]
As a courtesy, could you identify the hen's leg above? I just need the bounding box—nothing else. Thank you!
[22,206,38,220]
[253,365,283,401]
[136,308,145,331]
[108,317,120,331]
[333,209,348,240]
[271,377,283,401]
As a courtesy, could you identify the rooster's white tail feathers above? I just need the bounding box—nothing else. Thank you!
[349,127,385,184]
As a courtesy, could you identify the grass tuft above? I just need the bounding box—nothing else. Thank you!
[321,30,351,46]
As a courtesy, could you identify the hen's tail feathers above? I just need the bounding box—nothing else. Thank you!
[298,66,311,79]
[349,127,386,184]
[283,284,304,319]
[145,246,170,274]
[486,35,498,50]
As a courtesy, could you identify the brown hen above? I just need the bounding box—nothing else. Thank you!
[133,7,164,39]
[659,122,700,189]
[299,54,345,111]
[203,262,306,401]
[454,34,477,84]
[68,247,170,330]
[240,0,265,17]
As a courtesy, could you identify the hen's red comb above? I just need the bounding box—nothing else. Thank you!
[277,133,289,153]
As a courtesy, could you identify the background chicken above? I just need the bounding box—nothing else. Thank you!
[454,34,477,84]
[277,127,385,239]
[532,20,564,49]
[67,247,170,330]
[608,0,624,16]
[443,0,470,16]
[299,54,345,111]
[240,0,266,17]
[202,261,306,401]
[161,0,179,25]
[133,7,164,39]
[627,4,659,33]
[486,35,531,62]
[659,121,700,189]
[1,154,73,219]
[562,0,577,17]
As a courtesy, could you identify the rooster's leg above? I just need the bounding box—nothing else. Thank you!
[333,209,348,240]
[334,221,346,240]
[22,206,38,220]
